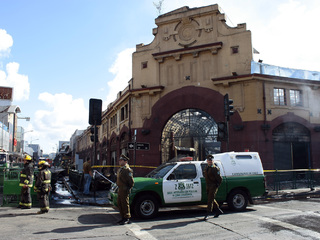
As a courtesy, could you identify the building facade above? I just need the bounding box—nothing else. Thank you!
[76,4,320,176]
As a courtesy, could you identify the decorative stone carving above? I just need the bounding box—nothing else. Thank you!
[173,18,201,47]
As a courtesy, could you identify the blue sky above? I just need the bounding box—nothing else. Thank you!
[0,0,319,154]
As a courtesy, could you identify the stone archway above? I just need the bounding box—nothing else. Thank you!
[161,108,219,163]
[273,122,311,170]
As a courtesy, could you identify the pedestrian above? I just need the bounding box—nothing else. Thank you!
[203,154,223,220]
[83,157,92,195]
[34,160,51,214]
[116,154,134,225]
[18,154,34,209]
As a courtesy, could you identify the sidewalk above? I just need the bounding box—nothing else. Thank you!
[257,187,320,201]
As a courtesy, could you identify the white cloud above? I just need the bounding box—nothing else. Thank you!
[208,0,320,72]
[0,62,30,101]
[251,0,320,71]
[162,0,320,72]
[0,30,29,101]
[105,48,135,105]
[31,92,88,153]
[0,29,13,56]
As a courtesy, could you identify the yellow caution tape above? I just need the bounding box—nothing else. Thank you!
[92,165,157,169]
[264,169,320,173]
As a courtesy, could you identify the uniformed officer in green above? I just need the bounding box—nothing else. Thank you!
[34,160,51,214]
[203,154,223,220]
[18,155,34,209]
[116,154,134,225]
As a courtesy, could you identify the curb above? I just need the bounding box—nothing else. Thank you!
[256,188,320,201]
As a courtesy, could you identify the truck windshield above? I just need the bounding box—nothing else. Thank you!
[0,154,7,164]
[146,163,176,179]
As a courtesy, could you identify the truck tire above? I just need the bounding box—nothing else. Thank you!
[134,194,159,219]
[227,189,248,211]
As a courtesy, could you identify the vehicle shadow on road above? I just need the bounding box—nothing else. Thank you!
[33,213,118,235]
[137,207,257,230]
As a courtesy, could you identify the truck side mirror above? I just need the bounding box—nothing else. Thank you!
[167,173,176,180]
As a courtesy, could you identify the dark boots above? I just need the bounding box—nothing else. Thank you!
[214,207,223,218]
[204,207,223,221]
[117,218,131,225]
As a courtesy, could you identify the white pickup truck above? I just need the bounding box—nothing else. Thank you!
[109,152,267,219]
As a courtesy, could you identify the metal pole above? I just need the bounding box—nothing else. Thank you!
[133,129,137,176]
[93,122,97,166]
[93,123,97,200]
[12,113,15,152]
[226,115,229,152]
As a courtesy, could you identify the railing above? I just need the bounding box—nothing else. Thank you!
[264,169,320,194]
[69,170,83,191]
[68,170,115,194]
[93,170,114,184]
[1,168,38,206]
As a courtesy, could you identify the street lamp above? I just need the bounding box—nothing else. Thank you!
[17,116,30,121]
[14,115,31,152]
[21,130,33,153]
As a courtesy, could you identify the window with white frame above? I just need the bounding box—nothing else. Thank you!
[274,88,286,106]
[290,89,302,106]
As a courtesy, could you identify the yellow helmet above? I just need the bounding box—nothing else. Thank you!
[24,155,32,161]
[39,160,49,166]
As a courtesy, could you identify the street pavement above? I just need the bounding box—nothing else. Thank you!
[1,182,319,240]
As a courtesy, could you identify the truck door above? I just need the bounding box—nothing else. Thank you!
[214,161,227,201]
[163,163,202,204]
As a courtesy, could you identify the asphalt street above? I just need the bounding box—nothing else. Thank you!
[1,178,320,240]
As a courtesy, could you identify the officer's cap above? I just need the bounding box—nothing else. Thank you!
[119,154,129,162]
[206,154,214,160]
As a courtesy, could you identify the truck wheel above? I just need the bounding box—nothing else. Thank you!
[134,195,159,219]
[227,189,248,211]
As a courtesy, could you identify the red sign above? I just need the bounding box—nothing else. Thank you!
[0,87,13,100]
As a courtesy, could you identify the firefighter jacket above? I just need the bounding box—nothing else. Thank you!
[34,168,52,193]
[203,163,222,188]
[116,163,134,192]
[19,162,34,188]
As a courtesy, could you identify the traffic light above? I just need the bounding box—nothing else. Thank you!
[90,135,98,142]
[224,94,234,120]
[90,126,98,142]
[89,98,102,125]
[217,122,227,142]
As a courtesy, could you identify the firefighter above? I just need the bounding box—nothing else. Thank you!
[34,160,51,214]
[18,155,34,209]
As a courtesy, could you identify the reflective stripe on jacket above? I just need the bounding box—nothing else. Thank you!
[19,162,34,188]
[35,169,51,193]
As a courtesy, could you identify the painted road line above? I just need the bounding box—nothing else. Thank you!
[241,211,320,239]
[126,222,158,240]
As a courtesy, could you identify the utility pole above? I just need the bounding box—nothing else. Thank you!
[224,94,234,151]
[133,129,137,176]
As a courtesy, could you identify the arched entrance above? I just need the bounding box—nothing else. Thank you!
[273,122,311,170]
[161,108,219,163]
